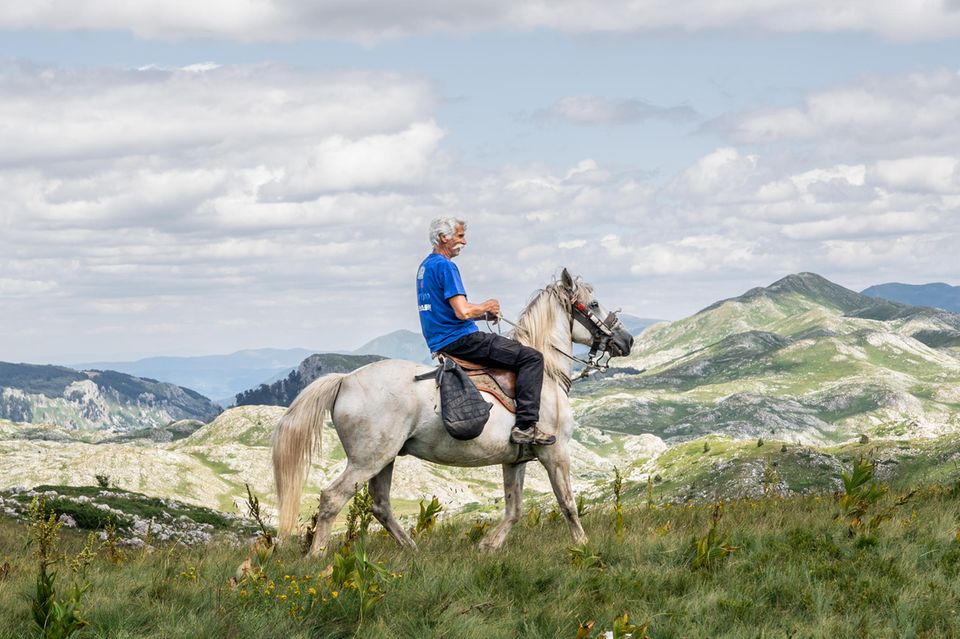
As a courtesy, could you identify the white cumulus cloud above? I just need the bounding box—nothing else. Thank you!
[3,1,960,41]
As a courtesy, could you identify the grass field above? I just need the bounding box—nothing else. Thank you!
[5,473,960,638]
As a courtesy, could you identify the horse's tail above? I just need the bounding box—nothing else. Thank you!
[272,373,346,538]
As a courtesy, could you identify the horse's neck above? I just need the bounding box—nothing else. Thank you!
[547,311,574,393]
[513,289,574,392]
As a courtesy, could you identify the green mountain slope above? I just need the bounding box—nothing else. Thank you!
[574,273,960,445]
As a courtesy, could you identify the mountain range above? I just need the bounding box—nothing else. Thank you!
[0,362,219,431]
[574,272,960,446]
[74,348,317,405]
[862,282,960,313]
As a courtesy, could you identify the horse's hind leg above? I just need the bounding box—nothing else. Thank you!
[541,452,587,545]
[369,461,417,550]
[309,464,381,557]
[479,462,527,551]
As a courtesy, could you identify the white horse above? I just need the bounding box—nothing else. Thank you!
[272,269,633,556]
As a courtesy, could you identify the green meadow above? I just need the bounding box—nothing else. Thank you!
[5,470,960,638]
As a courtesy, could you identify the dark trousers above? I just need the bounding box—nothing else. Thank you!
[442,331,544,427]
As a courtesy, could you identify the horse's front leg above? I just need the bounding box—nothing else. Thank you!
[540,448,587,545]
[479,462,527,551]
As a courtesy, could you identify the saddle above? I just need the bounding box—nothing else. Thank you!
[440,354,517,414]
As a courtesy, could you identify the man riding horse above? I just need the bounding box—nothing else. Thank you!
[416,217,556,446]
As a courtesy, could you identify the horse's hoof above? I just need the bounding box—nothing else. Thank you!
[478,539,502,553]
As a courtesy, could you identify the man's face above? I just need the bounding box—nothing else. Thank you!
[439,224,467,257]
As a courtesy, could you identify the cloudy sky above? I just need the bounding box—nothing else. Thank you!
[2,1,959,364]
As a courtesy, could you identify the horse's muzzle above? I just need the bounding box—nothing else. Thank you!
[609,329,634,357]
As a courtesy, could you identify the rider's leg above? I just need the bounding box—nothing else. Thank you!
[442,332,550,443]
[442,332,543,423]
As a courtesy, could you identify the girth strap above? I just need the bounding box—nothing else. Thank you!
[414,368,439,382]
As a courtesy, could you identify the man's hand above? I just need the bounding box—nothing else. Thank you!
[480,299,500,320]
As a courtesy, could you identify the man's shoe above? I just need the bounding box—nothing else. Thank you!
[510,425,556,446]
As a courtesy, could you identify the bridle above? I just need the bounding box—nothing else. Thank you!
[566,291,625,378]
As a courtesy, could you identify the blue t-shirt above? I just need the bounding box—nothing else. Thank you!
[417,253,479,352]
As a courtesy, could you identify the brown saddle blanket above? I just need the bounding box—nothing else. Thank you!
[440,353,517,414]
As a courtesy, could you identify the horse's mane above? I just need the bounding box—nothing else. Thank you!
[511,277,590,389]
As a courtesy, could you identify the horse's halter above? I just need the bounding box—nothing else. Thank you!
[567,290,624,376]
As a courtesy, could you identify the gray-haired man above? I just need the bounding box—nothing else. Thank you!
[415,217,554,445]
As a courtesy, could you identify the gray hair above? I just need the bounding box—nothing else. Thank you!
[428,217,467,248]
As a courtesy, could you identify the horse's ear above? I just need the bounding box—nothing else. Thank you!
[560,268,574,291]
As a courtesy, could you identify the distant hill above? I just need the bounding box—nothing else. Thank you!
[234,353,385,407]
[573,272,960,445]
[618,314,662,336]
[352,329,431,363]
[73,348,316,402]
[862,282,960,313]
[0,362,219,430]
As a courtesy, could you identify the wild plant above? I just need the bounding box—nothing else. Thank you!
[232,521,401,628]
[244,483,274,547]
[838,457,886,541]
[412,495,442,536]
[577,614,649,638]
[69,533,98,579]
[690,501,737,571]
[702,441,710,453]
[838,457,911,544]
[612,467,625,537]
[101,519,126,565]
[576,493,590,518]
[567,544,605,569]
[646,476,655,510]
[757,437,764,447]
[28,498,61,566]
[343,483,373,545]
[762,458,780,498]
[27,497,89,638]
[302,505,320,555]
[526,504,542,528]
[329,533,391,626]
[547,505,562,523]
[94,474,110,489]
[465,519,489,543]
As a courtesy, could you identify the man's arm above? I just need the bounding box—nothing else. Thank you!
[449,295,500,321]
